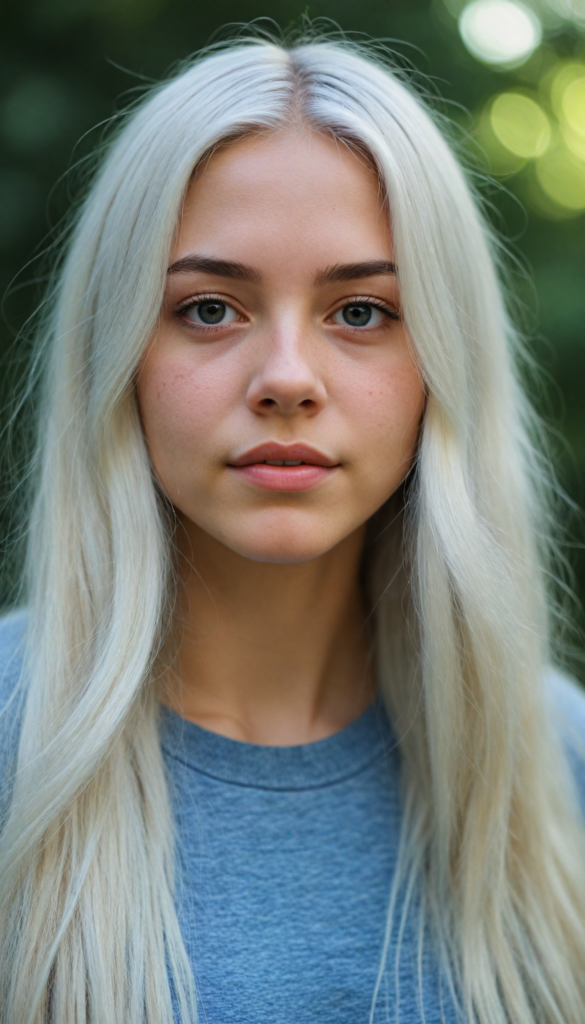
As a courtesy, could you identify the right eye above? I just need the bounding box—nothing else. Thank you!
[183,299,239,326]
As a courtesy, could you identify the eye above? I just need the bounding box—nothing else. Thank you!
[331,303,388,328]
[183,299,239,326]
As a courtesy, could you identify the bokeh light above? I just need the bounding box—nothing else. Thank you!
[536,146,585,209]
[490,92,551,157]
[547,61,585,122]
[544,0,585,32]
[469,49,585,218]
[476,102,527,174]
[561,123,585,160]
[459,0,542,68]
[562,76,585,136]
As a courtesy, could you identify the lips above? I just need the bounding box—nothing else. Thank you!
[228,442,339,492]
[229,442,338,468]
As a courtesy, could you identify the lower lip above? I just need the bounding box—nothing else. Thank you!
[230,464,336,491]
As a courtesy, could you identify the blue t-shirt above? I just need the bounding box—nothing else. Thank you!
[2,608,585,1023]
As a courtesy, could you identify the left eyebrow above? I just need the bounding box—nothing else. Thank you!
[315,260,397,285]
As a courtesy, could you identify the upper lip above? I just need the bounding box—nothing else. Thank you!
[229,442,339,468]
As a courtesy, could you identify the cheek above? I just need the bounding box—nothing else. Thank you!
[135,353,236,484]
[341,354,425,473]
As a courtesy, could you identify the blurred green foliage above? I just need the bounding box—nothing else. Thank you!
[1,0,584,665]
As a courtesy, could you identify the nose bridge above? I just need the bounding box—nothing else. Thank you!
[247,309,326,416]
[267,312,311,374]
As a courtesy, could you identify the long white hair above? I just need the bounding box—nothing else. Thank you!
[1,34,584,1024]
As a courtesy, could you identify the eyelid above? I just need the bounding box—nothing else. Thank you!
[172,292,400,329]
[327,295,400,323]
[175,291,245,316]
[174,292,250,334]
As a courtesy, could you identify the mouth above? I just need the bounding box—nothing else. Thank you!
[229,442,338,468]
[228,443,339,492]
[258,459,305,466]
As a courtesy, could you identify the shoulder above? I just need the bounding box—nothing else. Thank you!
[545,667,585,808]
[545,667,585,746]
[0,607,27,710]
[0,609,28,788]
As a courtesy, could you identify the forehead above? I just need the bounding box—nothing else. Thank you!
[171,131,393,267]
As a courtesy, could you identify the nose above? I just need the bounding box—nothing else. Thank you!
[246,320,327,418]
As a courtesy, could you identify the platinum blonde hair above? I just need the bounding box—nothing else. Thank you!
[1,36,585,1024]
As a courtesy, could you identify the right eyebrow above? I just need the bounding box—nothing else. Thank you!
[167,253,261,283]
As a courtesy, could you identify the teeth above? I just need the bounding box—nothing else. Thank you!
[264,460,304,466]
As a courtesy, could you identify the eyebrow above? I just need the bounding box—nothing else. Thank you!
[166,253,397,285]
[167,254,261,283]
[315,260,397,284]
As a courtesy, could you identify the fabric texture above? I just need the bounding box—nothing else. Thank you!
[1,609,585,1023]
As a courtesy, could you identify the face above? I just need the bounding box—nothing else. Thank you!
[136,131,425,564]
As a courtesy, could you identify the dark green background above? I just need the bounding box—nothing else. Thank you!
[1,0,584,670]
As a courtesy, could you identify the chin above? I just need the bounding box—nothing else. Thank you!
[222,515,342,565]
[231,536,336,565]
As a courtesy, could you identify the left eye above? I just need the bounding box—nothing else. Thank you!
[184,300,238,326]
[332,303,386,328]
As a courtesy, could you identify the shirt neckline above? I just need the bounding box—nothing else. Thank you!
[159,695,395,792]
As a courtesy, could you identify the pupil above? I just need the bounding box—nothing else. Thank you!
[199,300,225,324]
[343,304,371,327]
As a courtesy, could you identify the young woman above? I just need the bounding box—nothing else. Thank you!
[0,34,584,1024]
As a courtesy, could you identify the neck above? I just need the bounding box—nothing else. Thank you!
[158,520,375,745]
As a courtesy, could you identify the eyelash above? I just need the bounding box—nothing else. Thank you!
[174,293,401,330]
[331,296,400,326]
[175,293,245,331]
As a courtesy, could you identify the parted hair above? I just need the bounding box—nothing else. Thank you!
[1,33,585,1024]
